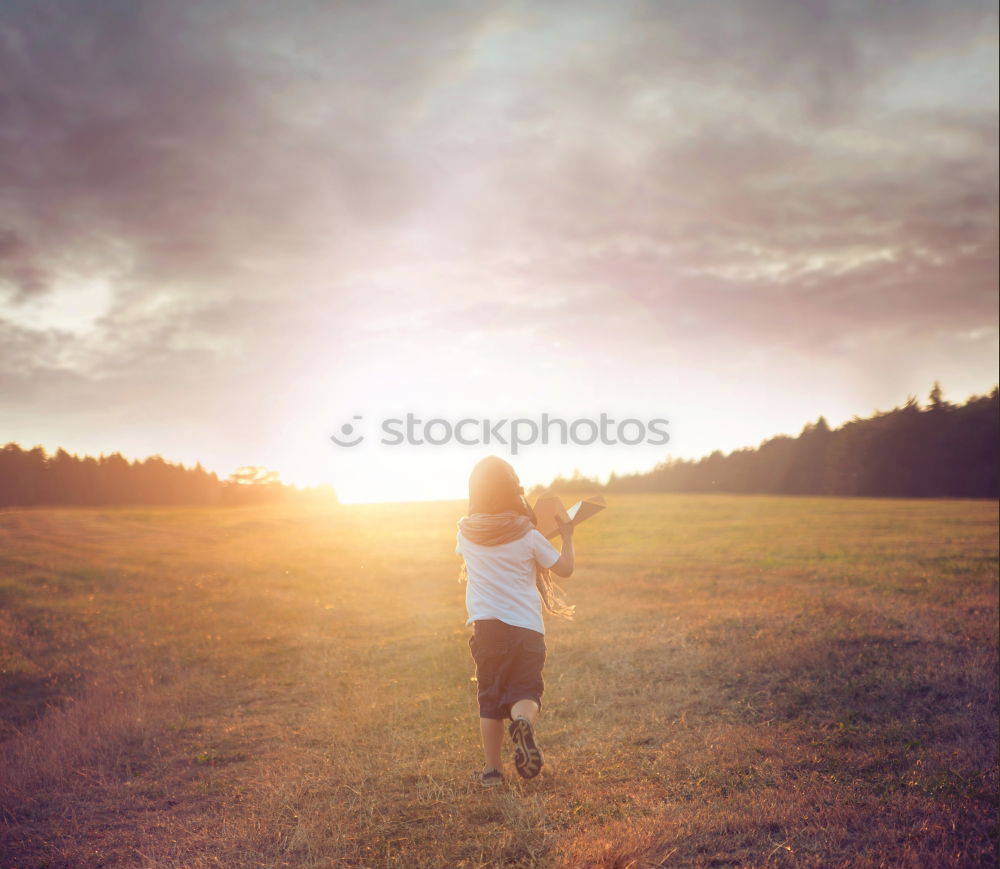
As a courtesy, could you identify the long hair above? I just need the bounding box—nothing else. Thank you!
[463,456,574,620]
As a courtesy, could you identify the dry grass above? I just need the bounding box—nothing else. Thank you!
[0,495,996,867]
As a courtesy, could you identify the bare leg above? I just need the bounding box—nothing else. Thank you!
[480,718,504,770]
[509,698,539,725]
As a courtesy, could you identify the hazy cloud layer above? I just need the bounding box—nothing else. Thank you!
[1,0,996,475]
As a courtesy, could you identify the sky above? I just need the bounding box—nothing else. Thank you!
[1,0,997,503]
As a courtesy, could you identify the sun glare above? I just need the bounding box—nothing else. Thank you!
[272,444,467,504]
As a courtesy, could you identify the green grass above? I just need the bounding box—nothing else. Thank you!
[0,495,996,867]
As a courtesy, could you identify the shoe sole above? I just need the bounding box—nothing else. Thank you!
[481,775,503,788]
[509,718,543,779]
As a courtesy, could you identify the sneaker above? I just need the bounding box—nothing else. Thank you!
[481,767,503,788]
[508,717,543,779]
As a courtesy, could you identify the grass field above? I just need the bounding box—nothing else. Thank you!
[1,494,997,868]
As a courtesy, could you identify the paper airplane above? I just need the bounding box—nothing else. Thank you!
[533,494,606,539]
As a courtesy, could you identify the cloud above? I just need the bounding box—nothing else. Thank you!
[0,228,49,300]
[0,0,995,472]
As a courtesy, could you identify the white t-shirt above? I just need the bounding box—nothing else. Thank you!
[456,528,561,635]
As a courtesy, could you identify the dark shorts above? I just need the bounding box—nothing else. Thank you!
[469,618,546,720]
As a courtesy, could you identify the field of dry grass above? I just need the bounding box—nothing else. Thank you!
[1,494,996,868]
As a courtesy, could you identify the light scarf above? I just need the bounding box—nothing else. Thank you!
[457,511,574,619]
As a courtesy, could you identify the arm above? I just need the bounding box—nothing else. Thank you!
[547,517,575,578]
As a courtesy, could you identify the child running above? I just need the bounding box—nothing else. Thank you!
[455,455,576,787]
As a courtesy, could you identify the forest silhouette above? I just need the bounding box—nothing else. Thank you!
[0,449,334,508]
[2,384,996,507]
[547,384,998,500]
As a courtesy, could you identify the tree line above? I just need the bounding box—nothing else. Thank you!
[3,384,995,507]
[0,446,336,507]
[546,384,998,499]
